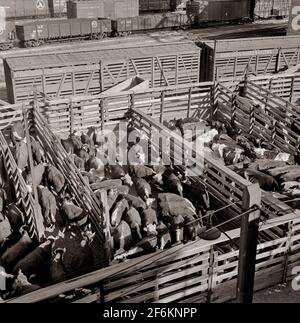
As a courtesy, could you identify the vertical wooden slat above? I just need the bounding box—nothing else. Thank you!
[160,91,165,124]
[187,87,192,118]
[69,99,74,135]
[282,221,294,283]
[207,247,217,303]
[23,103,45,241]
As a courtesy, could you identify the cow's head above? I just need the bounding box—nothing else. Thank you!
[122,173,133,187]
[143,224,157,237]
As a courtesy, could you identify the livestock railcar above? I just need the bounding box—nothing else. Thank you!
[15,18,112,47]
[0,20,17,51]
[111,12,193,36]
[199,36,300,81]
[0,0,50,19]
[254,0,291,19]
[139,0,183,12]
[186,0,253,24]
[4,39,200,103]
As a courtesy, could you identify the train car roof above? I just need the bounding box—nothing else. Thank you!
[200,35,300,52]
[5,41,200,71]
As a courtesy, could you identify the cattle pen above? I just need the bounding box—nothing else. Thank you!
[1,77,300,303]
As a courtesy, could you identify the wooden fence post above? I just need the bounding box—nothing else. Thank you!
[100,99,105,131]
[130,93,135,110]
[210,82,217,123]
[187,87,192,118]
[237,183,261,303]
[282,220,294,283]
[276,48,282,73]
[230,94,236,127]
[249,102,255,136]
[97,190,113,264]
[207,246,218,303]
[271,120,277,145]
[290,75,295,103]
[69,99,74,136]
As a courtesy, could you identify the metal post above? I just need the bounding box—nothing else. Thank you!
[237,183,261,303]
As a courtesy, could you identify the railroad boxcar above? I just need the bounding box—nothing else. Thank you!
[1,0,50,19]
[103,0,139,19]
[3,39,200,103]
[111,12,194,36]
[186,0,252,24]
[254,0,291,19]
[48,0,67,17]
[139,0,172,12]
[15,18,112,47]
[67,0,105,19]
[0,20,17,51]
[139,0,183,12]
[199,35,300,81]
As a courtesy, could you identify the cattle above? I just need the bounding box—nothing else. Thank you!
[169,214,185,243]
[37,185,57,227]
[62,200,88,228]
[70,133,83,155]
[162,168,183,197]
[156,221,171,250]
[0,213,11,244]
[86,156,105,172]
[51,226,94,279]
[61,137,75,155]
[124,202,142,241]
[49,249,67,283]
[91,179,122,191]
[15,140,28,172]
[133,176,153,206]
[5,204,25,231]
[183,214,205,242]
[30,137,45,164]
[0,227,33,271]
[70,155,85,171]
[77,147,90,164]
[81,133,94,148]
[12,240,52,276]
[141,207,158,237]
[10,122,25,146]
[158,193,196,220]
[112,221,133,254]
[106,165,133,187]
[128,143,146,165]
[130,165,155,179]
[11,270,40,296]
[123,194,146,212]
[110,198,129,227]
[25,164,46,193]
[0,188,7,212]
[45,165,66,196]
[236,168,280,191]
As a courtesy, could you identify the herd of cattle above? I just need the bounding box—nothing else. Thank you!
[0,118,223,301]
[1,96,300,301]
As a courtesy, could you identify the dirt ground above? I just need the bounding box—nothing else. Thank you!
[254,283,300,303]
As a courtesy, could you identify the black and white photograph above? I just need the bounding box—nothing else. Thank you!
[0,0,300,308]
